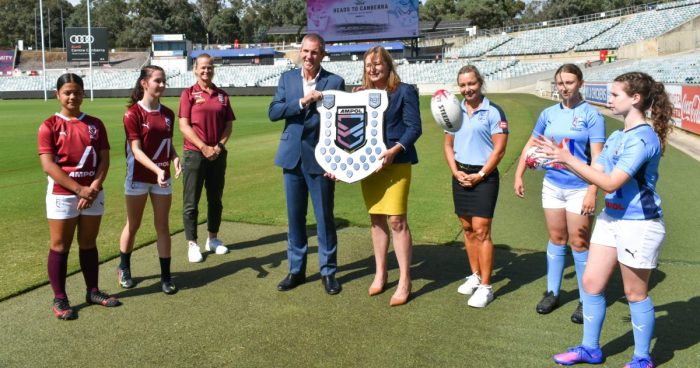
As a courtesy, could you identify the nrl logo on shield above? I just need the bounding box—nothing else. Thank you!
[315,90,388,183]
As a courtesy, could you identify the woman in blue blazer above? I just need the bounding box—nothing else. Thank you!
[356,46,422,306]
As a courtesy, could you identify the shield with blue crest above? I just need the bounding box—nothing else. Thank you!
[315,90,388,183]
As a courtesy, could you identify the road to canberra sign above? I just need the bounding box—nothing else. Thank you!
[314,89,388,183]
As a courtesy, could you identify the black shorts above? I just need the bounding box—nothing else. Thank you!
[452,164,499,218]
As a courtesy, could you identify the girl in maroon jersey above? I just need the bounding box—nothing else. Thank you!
[38,73,120,320]
[118,65,182,295]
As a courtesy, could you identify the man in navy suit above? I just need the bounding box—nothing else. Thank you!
[268,33,346,295]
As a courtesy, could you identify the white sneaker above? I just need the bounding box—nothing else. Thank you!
[457,273,481,295]
[205,238,229,255]
[467,284,494,308]
[188,241,203,263]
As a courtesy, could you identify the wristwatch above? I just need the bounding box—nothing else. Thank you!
[217,142,226,151]
[478,170,486,178]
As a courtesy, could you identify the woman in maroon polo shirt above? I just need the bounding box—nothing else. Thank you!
[178,53,235,262]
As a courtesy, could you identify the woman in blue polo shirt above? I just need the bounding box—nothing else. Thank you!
[514,64,606,323]
[444,65,508,308]
[543,72,671,368]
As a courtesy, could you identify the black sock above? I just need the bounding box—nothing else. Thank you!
[159,257,171,282]
[119,251,131,270]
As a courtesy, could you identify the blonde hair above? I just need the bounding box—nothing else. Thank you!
[456,65,485,94]
[361,46,401,92]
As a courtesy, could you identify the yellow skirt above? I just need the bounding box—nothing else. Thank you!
[361,163,412,215]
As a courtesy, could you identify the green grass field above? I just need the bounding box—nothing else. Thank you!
[0,94,698,367]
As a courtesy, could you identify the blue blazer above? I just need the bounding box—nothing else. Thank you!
[385,82,422,164]
[268,68,346,174]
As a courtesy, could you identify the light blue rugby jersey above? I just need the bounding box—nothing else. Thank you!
[597,124,663,220]
[450,96,508,166]
[532,101,606,189]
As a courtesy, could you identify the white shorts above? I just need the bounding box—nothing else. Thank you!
[124,179,172,196]
[541,179,592,214]
[590,211,666,269]
[46,191,105,219]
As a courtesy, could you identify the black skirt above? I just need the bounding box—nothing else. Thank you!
[452,164,500,218]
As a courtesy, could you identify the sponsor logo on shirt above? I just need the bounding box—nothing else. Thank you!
[605,200,625,211]
[69,170,96,178]
[193,91,205,104]
[499,120,508,129]
[571,116,584,131]
[218,94,225,104]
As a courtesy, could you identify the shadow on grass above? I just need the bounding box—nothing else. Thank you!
[599,271,699,367]
[110,218,355,300]
[338,242,550,301]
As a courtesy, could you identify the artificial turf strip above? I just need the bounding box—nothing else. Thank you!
[1,94,699,300]
[0,221,698,367]
[1,93,699,366]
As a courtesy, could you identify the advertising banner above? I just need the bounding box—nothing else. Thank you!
[583,83,610,105]
[66,27,109,62]
[665,84,682,127]
[681,85,700,135]
[0,50,14,76]
[307,0,419,42]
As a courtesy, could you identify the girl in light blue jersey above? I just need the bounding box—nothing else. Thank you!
[540,72,672,368]
[514,64,606,323]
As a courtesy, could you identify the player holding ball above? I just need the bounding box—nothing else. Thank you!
[514,64,606,323]
[542,72,671,368]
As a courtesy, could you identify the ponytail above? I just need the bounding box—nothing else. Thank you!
[613,72,673,152]
[649,81,673,152]
[128,65,165,107]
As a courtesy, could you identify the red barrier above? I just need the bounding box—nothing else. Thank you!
[681,85,700,135]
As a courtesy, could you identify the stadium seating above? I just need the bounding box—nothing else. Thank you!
[584,51,700,84]
[576,3,700,51]
[451,35,512,58]
[488,19,619,56]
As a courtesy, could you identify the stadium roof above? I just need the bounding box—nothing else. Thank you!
[268,26,304,35]
[191,48,276,58]
[420,21,438,31]
[435,19,472,30]
[326,42,404,54]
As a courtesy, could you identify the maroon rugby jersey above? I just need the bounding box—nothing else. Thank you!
[124,102,175,183]
[37,113,110,195]
[178,83,235,152]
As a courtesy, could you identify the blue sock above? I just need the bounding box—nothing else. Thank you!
[581,290,606,349]
[572,249,589,301]
[546,241,567,296]
[629,297,655,358]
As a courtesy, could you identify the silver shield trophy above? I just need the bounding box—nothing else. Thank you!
[315,89,388,183]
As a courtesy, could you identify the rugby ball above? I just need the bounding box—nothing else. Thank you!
[524,146,552,171]
[431,89,463,132]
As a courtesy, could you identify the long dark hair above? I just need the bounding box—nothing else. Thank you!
[128,65,166,107]
[614,72,673,152]
[56,73,84,91]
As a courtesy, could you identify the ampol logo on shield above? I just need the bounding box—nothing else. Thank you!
[315,90,388,183]
[336,107,366,153]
